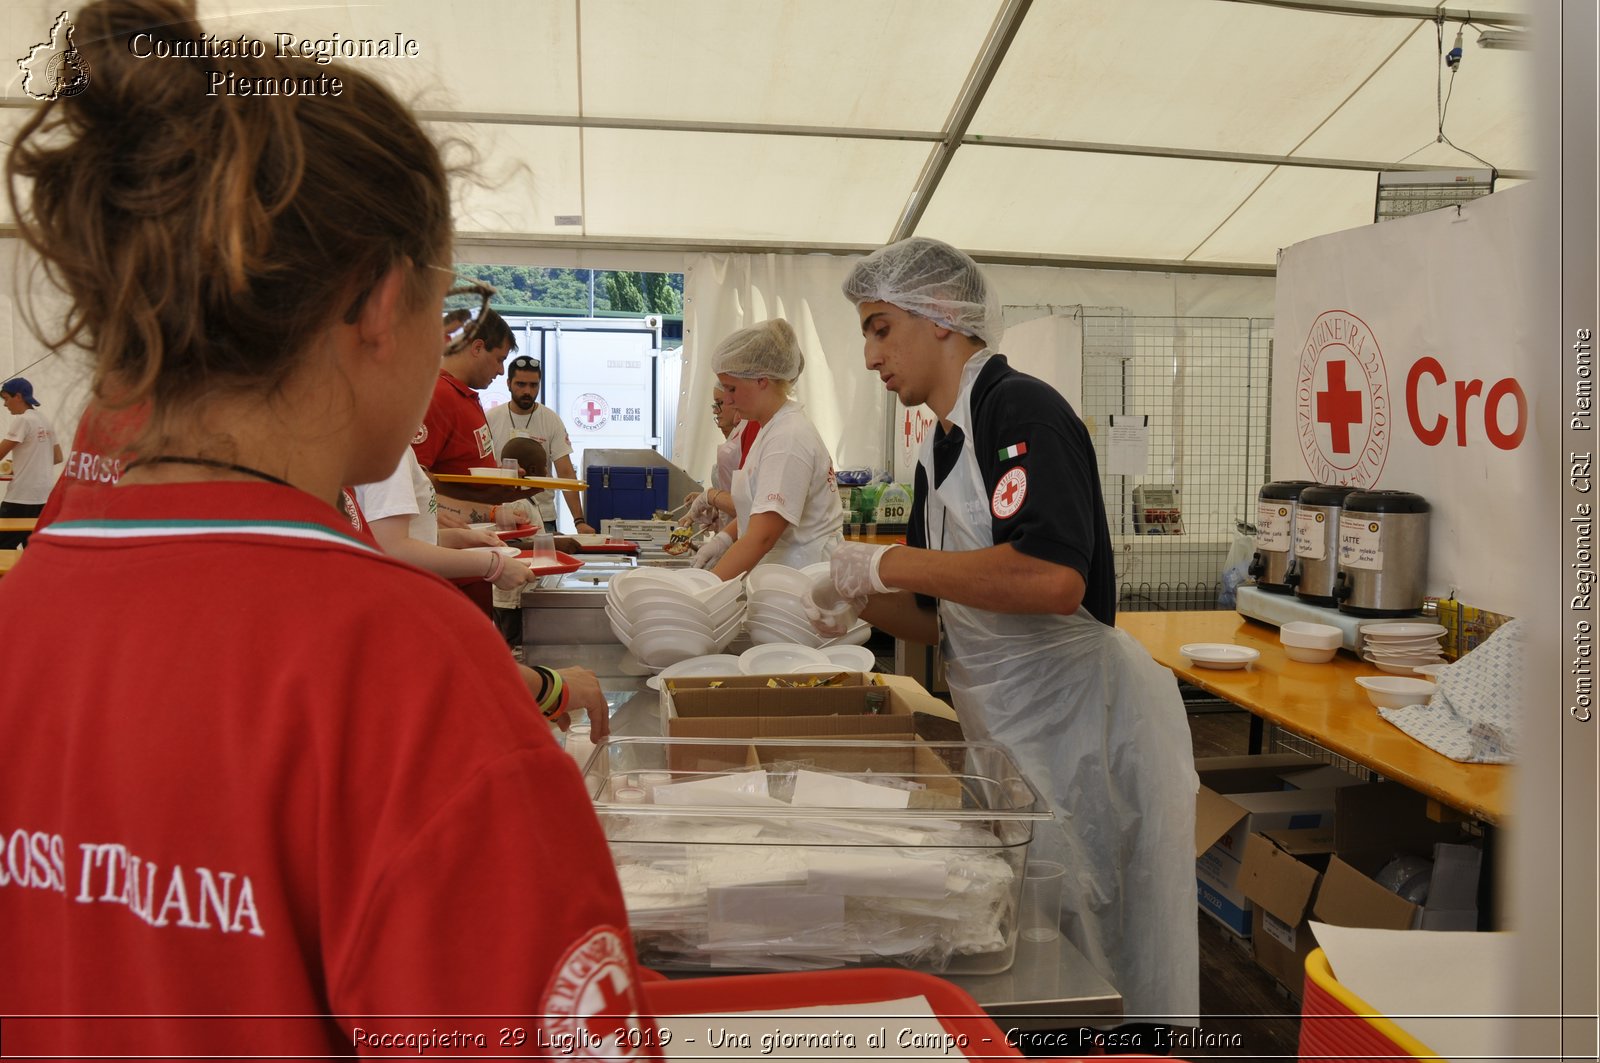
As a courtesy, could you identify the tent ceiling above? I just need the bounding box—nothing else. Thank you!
[1,0,1540,274]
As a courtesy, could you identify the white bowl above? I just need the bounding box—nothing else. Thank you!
[692,578,745,613]
[739,642,832,675]
[632,627,719,669]
[800,561,832,582]
[1412,662,1449,678]
[705,596,747,630]
[1369,659,1442,676]
[1353,675,1437,709]
[819,644,876,672]
[819,622,873,648]
[747,599,815,629]
[664,567,723,592]
[745,565,811,598]
[618,585,703,613]
[1280,621,1343,651]
[709,611,746,648]
[1363,638,1446,654]
[1283,644,1338,664]
[747,617,823,647]
[627,602,715,636]
[469,467,506,477]
[604,613,634,649]
[1359,622,1447,640]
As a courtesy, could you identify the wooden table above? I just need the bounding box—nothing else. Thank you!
[0,549,21,578]
[1118,610,1511,825]
[0,518,38,532]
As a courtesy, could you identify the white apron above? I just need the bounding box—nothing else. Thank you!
[924,353,1199,1023]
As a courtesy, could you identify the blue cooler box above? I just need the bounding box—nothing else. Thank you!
[586,465,670,524]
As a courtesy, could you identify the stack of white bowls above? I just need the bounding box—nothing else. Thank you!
[1359,621,1448,675]
[604,567,746,670]
[744,563,871,649]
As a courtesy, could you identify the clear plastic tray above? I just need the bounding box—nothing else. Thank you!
[584,737,1051,975]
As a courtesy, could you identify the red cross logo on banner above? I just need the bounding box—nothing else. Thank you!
[1316,360,1363,454]
[1294,309,1390,487]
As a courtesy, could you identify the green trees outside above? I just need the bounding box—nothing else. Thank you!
[457,265,683,316]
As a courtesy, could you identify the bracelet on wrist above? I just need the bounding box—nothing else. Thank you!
[483,551,505,583]
[533,665,566,718]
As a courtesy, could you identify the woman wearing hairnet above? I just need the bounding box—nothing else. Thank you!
[822,237,1199,1025]
[692,319,843,577]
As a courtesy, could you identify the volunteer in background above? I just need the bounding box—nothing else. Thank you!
[353,447,608,737]
[692,319,842,576]
[413,308,538,526]
[825,236,1199,1024]
[0,378,63,548]
[682,384,758,534]
[486,355,592,534]
[0,1,651,1055]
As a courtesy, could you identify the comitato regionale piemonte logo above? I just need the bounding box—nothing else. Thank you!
[18,12,91,101]
[1295,309,1390,487]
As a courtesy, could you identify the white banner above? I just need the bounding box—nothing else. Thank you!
[1273,187,1543,617]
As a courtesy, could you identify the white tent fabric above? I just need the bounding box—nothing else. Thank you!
[0,0,1538,466]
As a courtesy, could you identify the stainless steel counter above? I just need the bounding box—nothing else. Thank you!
[523,560,1124,1028]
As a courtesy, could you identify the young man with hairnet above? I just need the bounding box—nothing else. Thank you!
[820,237,1200,1026]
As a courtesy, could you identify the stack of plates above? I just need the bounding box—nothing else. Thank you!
[605,568,746,671]
[744,563,871,650]
[1359,621,1448,675]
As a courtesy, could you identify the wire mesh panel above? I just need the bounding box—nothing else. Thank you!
[1080,315,1273,612]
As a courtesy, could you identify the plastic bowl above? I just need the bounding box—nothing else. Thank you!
[469,467,505,477]
[1353,675,1437,710]
[1283,644,1338,664]
[1280,621,1343,651]
[745,565,811,598]
[632,627,719,669]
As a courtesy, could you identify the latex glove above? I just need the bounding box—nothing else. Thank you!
[802,593,866,639]
[684,490,719,528]
[692,529,733,570]
[830,542,898,599]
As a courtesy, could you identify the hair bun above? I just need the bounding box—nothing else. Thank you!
[71,0,207,124]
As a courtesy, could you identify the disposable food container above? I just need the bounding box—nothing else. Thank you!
[583,736,1050,976]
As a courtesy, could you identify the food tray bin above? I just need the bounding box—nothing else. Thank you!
[582,736,1051,976]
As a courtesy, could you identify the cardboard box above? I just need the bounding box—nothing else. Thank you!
[1237,827,1336,994]
[664,670,957,731]
[1311,782,1482,932]
[660,734,963,809]
[1193,755,1341,939]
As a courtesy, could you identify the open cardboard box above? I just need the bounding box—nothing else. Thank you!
[1193,755,1350,937]
[1311,781,1482,933]
[658,733,964,809]
[1237,826,1336,994]
[664,671,957,733]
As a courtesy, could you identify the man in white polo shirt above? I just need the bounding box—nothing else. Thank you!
[485,355,592,535]
[0,378,62,548]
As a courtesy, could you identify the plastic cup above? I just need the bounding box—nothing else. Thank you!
[500,457,522,475]
[1020,859,1065,942]
[530,532,557,563]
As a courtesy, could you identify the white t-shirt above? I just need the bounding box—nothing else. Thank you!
[4,408,58,505]
[485,402,572,524]
[733,400,843,569]
[352,447,437,545]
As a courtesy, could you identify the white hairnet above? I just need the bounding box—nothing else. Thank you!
[711,318,805,381]
[840,236,1004,347]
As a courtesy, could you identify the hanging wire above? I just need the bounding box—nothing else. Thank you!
[1399,15,1498,172]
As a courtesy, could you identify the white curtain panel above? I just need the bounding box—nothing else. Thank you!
[676,253,888,489]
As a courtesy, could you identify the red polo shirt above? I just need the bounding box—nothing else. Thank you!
[412,371,493,476]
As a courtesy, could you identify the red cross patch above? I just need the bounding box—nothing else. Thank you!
[991,467,1027,519]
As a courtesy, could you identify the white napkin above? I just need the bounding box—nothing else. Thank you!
[1379,619,1522,763]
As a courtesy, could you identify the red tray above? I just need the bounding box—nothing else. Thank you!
[515,550,583,576]
[641,968,1026,1059]
[496,525,540,541]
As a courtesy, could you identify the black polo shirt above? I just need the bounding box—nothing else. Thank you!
[907,353,1116,626]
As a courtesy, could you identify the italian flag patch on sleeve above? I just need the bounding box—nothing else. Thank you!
[997,442,1027,460]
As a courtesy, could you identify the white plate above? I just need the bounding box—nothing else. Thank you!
[468,522,497,532]
[1362,636,1445,652]
[739,642,832,675]
[1359,622,1447,639]
[819,644,876,672]
[1368,659,1442,676]
[819,622,873,648]
[1179,643,1261,669]
[645,653,744,690]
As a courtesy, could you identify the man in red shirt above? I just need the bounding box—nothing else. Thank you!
[411,308,537,525]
